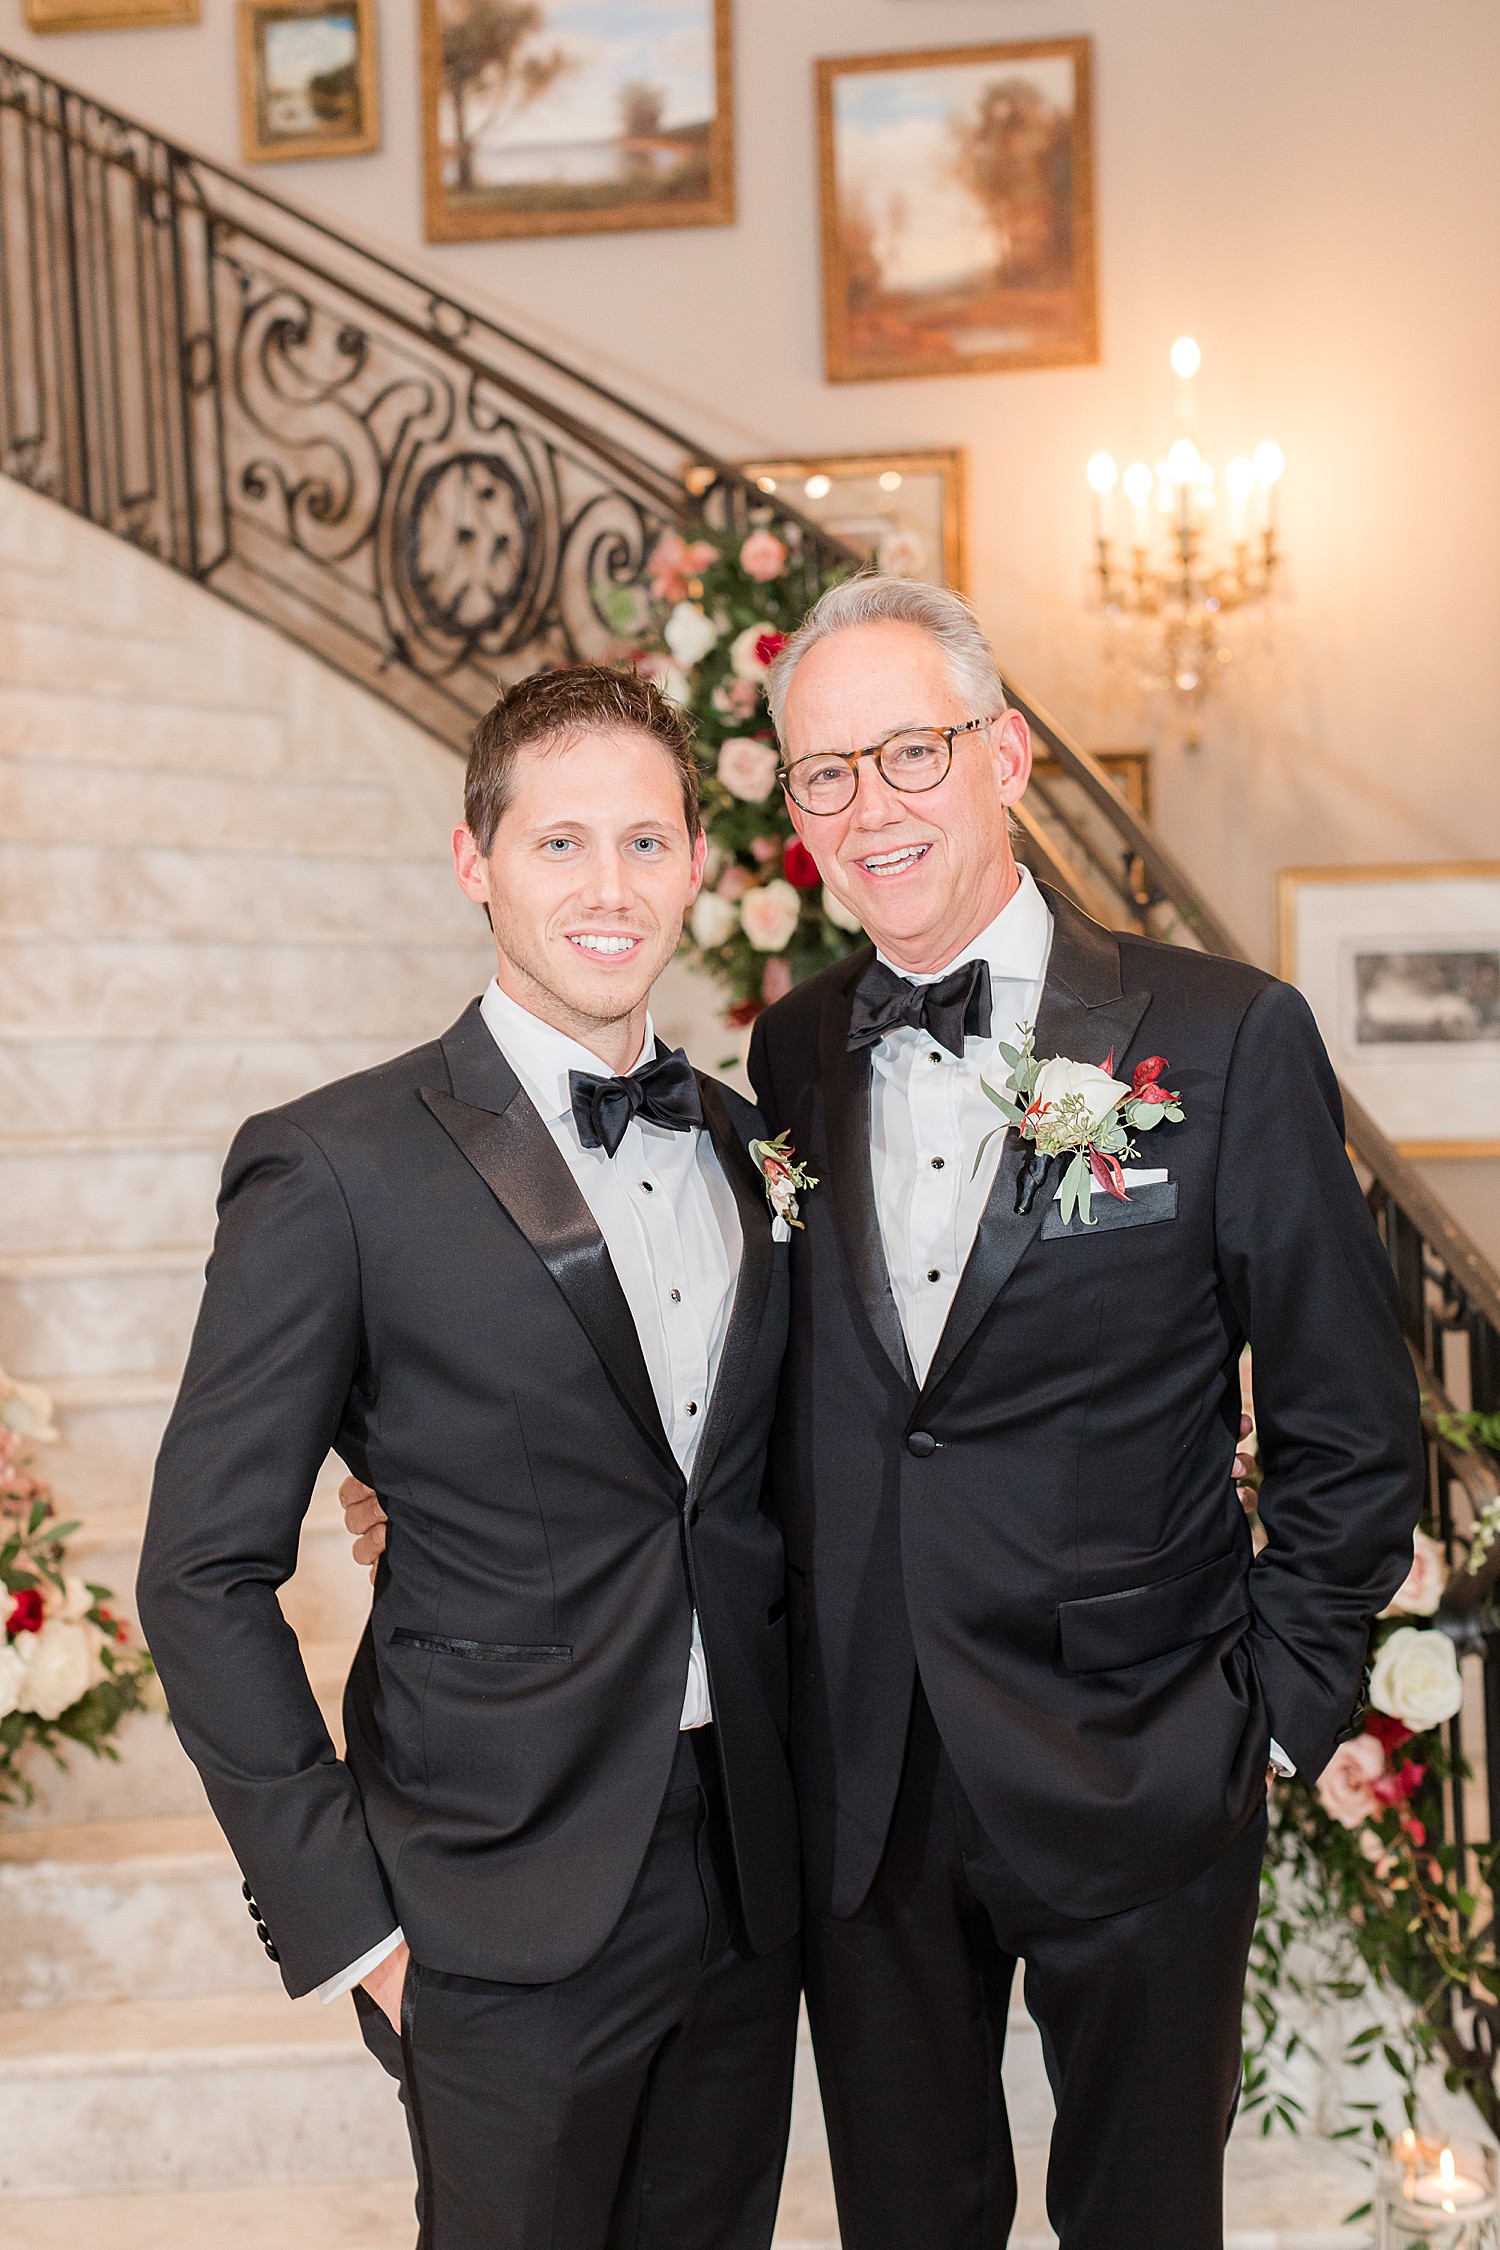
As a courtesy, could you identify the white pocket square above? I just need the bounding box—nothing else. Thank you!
[1053,1167,1168,1200]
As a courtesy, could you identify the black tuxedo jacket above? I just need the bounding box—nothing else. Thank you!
[749,888,1423,1921]
[139,1001,798,1999]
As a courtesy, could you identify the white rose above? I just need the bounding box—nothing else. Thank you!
[0,1369,58,1443]
[1369,1625,1463,1732]
[660,664,694,710]
[15,1617,102,1722]
[1384,1528,1446,1618]
[740,878,802,953]
[690,891,740,950]
[715,738,780,803]
[0,1640,27,1722]
[664,601,719,670]
[822,885,863,934]
[729,622,778,680]
[1029,1055,1131,1135]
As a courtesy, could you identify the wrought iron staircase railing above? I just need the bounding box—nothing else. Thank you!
[3,48,1498,2027]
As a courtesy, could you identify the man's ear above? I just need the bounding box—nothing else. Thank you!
[685,826,709,905]
[452,824,490,906]
[994,712,1033,806]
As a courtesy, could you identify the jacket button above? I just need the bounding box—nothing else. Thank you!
[246,1899,261,1921]
[256,1921,271,1942]
[265,1943,280,1963]
[687,1500,701,1525]
[242,1880,254,1903]
[907,1430,938,1458]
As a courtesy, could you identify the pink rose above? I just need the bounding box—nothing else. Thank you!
[712,675,760,720]
[1315,1733,1385,1829]
[1384,1528,1446,1618]
[717,864,753,902]
[716,738,780,803]
[761,957,793,1004]
[740,878,802,954]
[647,531,717,605]
[739,529,788,583]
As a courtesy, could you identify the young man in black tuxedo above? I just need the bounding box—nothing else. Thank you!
[138,668,800,2250]
[741,578,1425,2248]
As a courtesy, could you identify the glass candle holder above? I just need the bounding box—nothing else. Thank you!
[1377,2136,1499,2248]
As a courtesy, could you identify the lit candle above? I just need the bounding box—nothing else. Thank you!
[1086,451,1118,544]
[1411,2146,1493,2215]
[1122,460,1152,550]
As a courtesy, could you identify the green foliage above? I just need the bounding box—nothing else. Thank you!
[1246,1740,1500,2155]
[605,515,862,1017]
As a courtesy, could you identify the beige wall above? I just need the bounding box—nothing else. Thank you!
[6,0,1498,1251]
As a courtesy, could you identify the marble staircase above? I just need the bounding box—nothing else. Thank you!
[0,475,1373,2243]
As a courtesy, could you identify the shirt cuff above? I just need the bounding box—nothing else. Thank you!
[1268,1738,1296,1778]
[317,1926,405,2005]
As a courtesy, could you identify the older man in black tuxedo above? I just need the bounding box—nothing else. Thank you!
[740,577,1423,2249]
[139,667,800,2250]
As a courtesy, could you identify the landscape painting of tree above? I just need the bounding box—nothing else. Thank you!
[423,0,733,241]
[817,40,1097,382]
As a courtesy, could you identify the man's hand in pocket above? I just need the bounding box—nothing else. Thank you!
[362,1938,410,2034]
[340,1476,389,1582]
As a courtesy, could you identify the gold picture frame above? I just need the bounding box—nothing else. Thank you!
[1277,862,1500,1159]
[238,0,381,164]
[816,38,1098,384]
[736,448,968,591]
[23,0,197,30]
[422,0,735,245]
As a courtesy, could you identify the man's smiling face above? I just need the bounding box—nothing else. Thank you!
[779,621,1032,974]
[453,726,705,1063]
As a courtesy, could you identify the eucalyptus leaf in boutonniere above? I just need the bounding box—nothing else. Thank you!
[747,1130,819,1243]
[974,1024,1186,1226]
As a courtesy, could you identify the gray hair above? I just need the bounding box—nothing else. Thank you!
[765,574,1007,742]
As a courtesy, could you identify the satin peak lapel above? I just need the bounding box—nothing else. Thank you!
[920,891,1152,1403]
[689,1073,774,1495]
[820,957,915,1389]
[421,1006,678,1482]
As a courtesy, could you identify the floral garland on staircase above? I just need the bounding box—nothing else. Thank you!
[0,1368,156,1805]
[602,517,863,1020]
[1243,1413,1500,2166]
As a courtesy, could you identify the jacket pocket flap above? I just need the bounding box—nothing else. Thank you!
[1040,1180,1178,1240]
[1056,1549,1250,1674]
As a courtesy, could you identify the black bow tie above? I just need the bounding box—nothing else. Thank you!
[568,1049,704,1158]
[847,956,993,1059]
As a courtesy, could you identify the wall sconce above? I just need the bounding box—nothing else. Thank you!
[1086,337,1284,746]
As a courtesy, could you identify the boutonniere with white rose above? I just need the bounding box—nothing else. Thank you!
[975,1024,1186,1225]
[747,1131,818,1242]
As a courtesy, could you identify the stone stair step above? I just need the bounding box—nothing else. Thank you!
[0,842,483,948]
[0,1133,228,1255]
[0,683,291,777]
[0,1813,282,2007]
[0,613,295,711]
[0,1031,406,1136]
[2,2179,421,2250]
[0,1244,208,1381]
[0,935,486,1038]
[0,757,402,858]
[0,1988,410,2196]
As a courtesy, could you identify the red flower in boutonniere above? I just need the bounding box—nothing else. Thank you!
[976,1025,1187,1225]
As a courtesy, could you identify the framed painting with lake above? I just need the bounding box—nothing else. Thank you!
[816,38,1097,382]
[238,0,381,163]
[423,0,734,243]
[735,449,968,590]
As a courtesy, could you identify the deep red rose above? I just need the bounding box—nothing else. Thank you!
[1364,1711,1413,1757]
[725,998,763,1027]
[754,630,787,668]
[783,840,821,890]
[7,1587,44,1634]
[1373,1758,1425,1806]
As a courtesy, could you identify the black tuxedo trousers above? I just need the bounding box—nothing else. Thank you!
[139,1002,802,2250]
[750,889,1424,2245]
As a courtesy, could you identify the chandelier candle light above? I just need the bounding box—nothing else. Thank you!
[1085,336,1285,745]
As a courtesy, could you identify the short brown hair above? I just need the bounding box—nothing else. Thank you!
[464,666,701,854]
